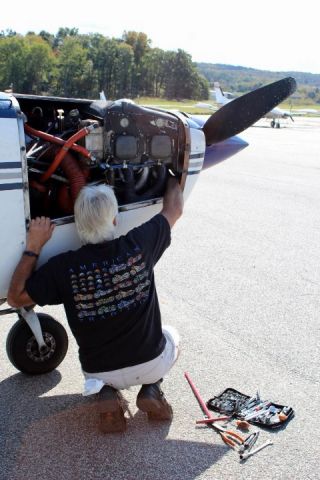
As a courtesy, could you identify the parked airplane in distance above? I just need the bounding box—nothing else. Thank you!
[214,82,294,128]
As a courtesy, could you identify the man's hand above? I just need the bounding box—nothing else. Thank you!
[161,177,184,228]
[7,217,54,308]
[26,217,55,254]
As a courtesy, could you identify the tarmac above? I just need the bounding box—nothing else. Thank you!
[1,115,320,479]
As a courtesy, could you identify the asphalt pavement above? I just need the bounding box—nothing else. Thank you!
[1,115,320,480]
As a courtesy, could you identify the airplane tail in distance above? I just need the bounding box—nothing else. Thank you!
[213,82,230,106]
[99,91,107,101]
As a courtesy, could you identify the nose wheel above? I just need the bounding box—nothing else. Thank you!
[271,120,280,128]
[6,313,68,374]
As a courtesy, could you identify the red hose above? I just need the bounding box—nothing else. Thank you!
[29,179,47,193]
[57,152,88,214]
[40,126,94,182]
[24,124,92,160]
[61,153,87,202]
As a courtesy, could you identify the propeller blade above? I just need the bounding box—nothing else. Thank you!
[203,77,297,144]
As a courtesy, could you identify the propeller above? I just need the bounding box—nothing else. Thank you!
[203,77,297,144]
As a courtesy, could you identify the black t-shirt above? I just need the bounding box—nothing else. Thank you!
[26,214,171,373]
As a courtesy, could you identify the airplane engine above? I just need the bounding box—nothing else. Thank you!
[21,97,195,219]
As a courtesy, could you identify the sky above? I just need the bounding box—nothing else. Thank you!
[1,0,319,74]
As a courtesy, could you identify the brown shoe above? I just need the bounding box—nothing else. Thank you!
[98,385,126,433]
[136,381,173,421]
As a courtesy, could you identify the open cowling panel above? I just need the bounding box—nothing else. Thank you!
[17,94,187,220]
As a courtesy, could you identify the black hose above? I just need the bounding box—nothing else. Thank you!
[121,164,167,203]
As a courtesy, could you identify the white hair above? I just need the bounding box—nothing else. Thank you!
[74,184,118,244]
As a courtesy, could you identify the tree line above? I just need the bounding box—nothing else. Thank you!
[0,28,209,100]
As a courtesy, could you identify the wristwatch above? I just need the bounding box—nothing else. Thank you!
[23,250,39,259]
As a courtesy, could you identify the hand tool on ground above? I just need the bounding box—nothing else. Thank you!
[184,372,245,448]
[196,416,230,425]
[240,439,273,460]
[238,431,259,456]
[209,421,245,448]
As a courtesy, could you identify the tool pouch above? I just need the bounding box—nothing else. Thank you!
[207,387,294,429]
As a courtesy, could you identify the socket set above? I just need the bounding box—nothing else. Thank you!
[206,387,294,429]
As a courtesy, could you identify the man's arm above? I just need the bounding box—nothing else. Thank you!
[7,217,55,308]
[160,177,184,228]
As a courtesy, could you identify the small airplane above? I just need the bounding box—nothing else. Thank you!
[214,82,294,128]
[0,77,296,375]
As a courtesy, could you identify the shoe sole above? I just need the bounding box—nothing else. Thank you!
[98,396,126,433]
[99,410,126,433]
[136,397,173,421]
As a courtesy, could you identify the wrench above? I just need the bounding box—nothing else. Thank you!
[240,439,273,460]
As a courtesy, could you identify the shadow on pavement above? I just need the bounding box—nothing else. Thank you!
[1,372,227,480]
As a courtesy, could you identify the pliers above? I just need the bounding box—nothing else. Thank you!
[206,420,245,448]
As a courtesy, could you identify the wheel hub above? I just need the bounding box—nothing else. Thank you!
[26,332,56,362]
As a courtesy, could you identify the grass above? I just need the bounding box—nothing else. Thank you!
[133,96,320,116]
[134,97,218,114]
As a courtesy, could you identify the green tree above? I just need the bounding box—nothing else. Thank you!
[140,48,167,97]
[92,37,121,98]
[39,30,55,47]
[113,43,134,97]
[0,35,26,91]
[162,49,207,99]
[122,31,150,65]
[53,27,79,49]
[23,34,56,93]
[0,29,210,99]
[123,31,151,95]
[0,34,55,93]
[88,36,134,99]
[0,29,17,38]
[55,36,94,97]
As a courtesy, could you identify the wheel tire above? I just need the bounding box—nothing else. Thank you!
[271,120,275,128]
[6,313,68,375]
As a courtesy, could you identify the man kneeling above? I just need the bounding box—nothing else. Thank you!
[7,178,183,433]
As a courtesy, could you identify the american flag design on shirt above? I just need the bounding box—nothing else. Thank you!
[68,250,150,322]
